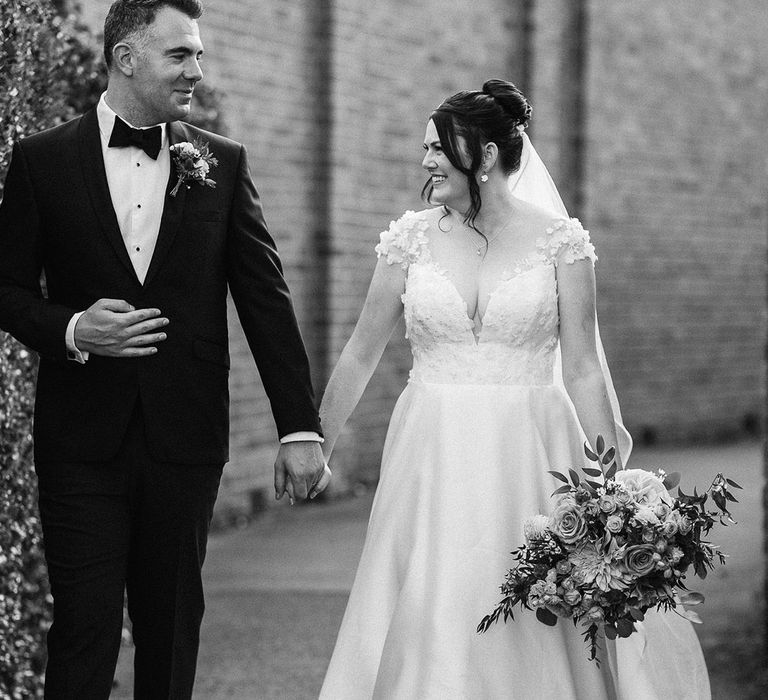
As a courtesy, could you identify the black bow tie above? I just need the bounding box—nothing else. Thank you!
[108,116,162,160]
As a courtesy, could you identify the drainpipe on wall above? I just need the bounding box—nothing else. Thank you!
[305,0,333,396]
[558,0,588,218]
[506,0,535,139]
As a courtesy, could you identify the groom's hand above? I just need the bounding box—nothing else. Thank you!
[75,298,169,357]
[274,441,325,503]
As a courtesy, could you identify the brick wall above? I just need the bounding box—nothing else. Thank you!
[81,0,337,501]
[584,0,768,442]
[325,0,525,483]
[77,0,767,503]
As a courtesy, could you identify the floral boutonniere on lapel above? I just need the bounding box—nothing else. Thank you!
[169,138,218,197]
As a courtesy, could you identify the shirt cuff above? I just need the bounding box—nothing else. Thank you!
[280,431,324,444]
[66,311,89,364]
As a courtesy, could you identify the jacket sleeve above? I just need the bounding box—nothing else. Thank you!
[0,141,75,359]
[225,144,322,438]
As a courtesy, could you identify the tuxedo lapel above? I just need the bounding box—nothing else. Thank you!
[77,109,140,284]
[143,121,189,286]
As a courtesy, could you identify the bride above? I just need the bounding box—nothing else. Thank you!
[318,80,710,699]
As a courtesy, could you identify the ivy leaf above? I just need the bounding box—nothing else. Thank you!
[616,618,635,638]
[604,624,618,640]
[536,608,558,626]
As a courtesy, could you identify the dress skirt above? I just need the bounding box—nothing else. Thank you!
[319,380,710,700]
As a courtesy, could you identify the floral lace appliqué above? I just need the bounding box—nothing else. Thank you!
[374,210,431,270]
[379,211,600,387]
[536,218,597,267]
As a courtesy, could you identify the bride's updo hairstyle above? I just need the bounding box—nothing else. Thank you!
[422,79,531,230]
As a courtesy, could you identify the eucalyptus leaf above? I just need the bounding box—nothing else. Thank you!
[601,446,616,465]
[725,478,743,490]
[568,469,581,486]
[582,467,603,478]
[605,462,618,480]
[604,624,618,640]
[662,471,681,490]
[679,609,703,624]
[679,591,705,605]
[548,470,569,483]
[596,435,605,454]
[552,485,573,496]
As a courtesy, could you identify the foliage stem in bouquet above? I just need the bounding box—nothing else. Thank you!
[478,436,740,662]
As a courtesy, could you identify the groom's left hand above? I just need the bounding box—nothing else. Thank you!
[274,441,326,503]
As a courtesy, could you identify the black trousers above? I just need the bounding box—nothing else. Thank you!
[35,404,223,700]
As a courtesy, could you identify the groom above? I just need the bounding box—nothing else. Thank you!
[0,0,325,697]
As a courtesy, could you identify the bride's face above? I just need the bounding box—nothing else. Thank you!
[422,119,471,212]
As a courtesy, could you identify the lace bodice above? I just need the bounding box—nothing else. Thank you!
[376,209,597,385]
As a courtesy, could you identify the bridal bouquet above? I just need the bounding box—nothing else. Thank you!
[477,437,740,661]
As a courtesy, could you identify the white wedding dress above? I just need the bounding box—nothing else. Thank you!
[319,207,711,700]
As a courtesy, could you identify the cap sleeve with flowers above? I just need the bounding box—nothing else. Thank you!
[536,217,597,267]
[374,210,430,271]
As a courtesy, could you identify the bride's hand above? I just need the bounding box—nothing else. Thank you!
[310,463,333,500]
[274,441,325,503]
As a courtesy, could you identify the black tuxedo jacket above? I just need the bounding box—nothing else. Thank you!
[0,108,321,464]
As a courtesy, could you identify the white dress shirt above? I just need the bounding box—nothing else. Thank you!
[65,94,321,445]
[97,94,170,284]
[66,93,169,363]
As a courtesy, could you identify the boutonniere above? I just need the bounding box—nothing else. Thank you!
[169,138,218,197]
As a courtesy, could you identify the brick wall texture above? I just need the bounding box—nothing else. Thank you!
[79,0,767,499]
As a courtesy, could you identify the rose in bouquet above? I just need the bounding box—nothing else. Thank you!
[477,436,740,661]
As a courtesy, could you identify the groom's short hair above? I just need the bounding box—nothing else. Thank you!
[103,0,204,68]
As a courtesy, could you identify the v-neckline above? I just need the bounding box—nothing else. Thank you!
[415,260,550,345]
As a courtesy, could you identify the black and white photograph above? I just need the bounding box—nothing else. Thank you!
[0,1,765,698]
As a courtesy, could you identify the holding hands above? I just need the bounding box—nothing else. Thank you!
[274,441,330,504]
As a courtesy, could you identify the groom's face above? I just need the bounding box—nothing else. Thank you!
[130,6,204,124]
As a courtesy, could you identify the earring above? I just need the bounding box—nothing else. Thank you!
[480,172,489,183]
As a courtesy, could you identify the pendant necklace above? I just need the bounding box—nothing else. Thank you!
[473,216,514,256]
